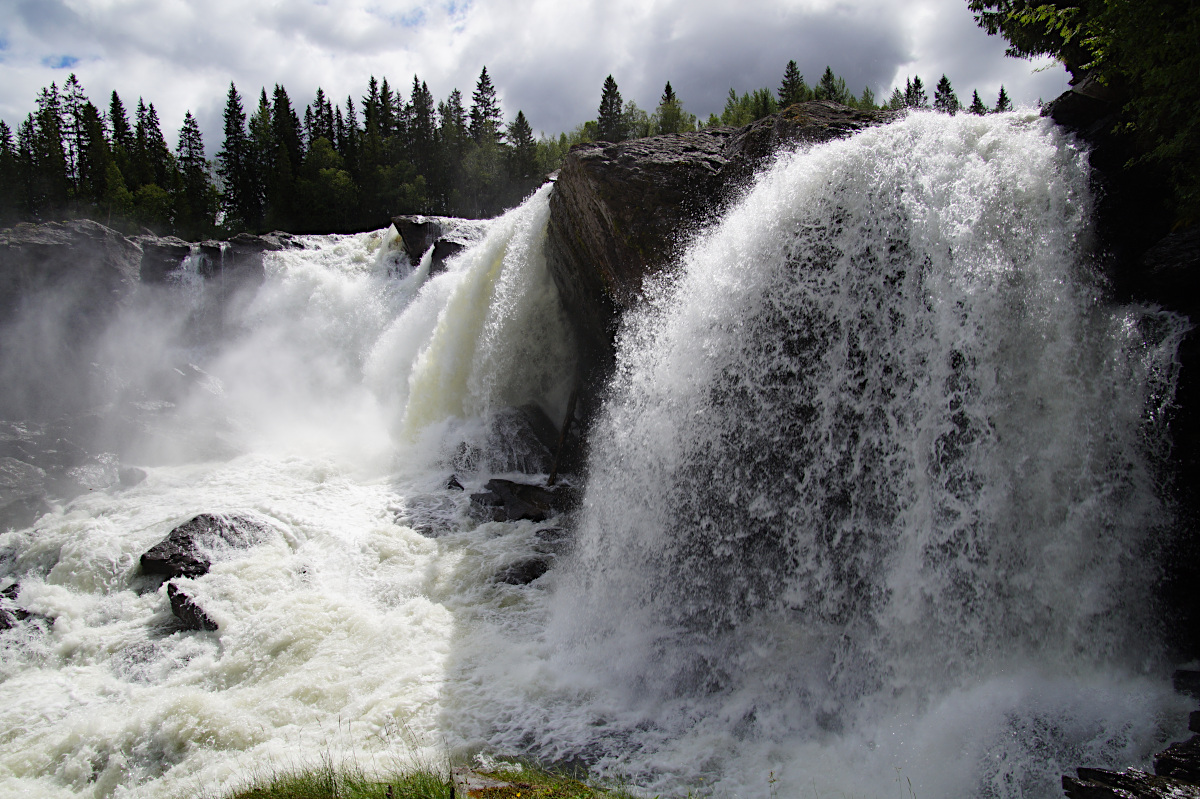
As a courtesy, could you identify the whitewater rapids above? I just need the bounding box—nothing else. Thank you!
[0,112,1194,799]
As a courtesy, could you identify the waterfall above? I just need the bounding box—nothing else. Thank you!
[531,112,1191,797]
[0,114,1191,799]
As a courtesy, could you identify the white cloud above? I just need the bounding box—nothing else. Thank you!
[0,0,1069,152]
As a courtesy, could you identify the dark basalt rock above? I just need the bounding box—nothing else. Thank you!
[135,236,193,283]
[1062,767,1200,798]
[140,513,272,579]
[392,216,443,265]
[470,478,577,523]
[1154,734,1200,784]
[166,581,218,631]
[451,404,560,475]
[0,582,28,630]
[495,557,551,585]
[429,239,466,274]
[545,101,897,409]
[0,220,143,322]
[390,216,474,274]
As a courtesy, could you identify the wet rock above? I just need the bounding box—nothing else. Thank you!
[135,236,193,283]
[451,404,560,475]
[394,493,462,538]
[495,557,551,585]
[470,478,577,523]
[429,239,466,274]
[391,216,478,274]
[392,216,442,265]
[166,581,218,631]
[532,526,573,555]
[1191,711,1200,735]
[1154,734,1200,784]
[1176,670,1200,700]
[140,513,273,579]
[446,474,464,491]
[0,219,143,323]
[0,582,28,630]
[0,456,49,530]
[1062,767,1200,798]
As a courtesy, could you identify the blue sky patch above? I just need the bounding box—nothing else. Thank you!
[42,54,79,69]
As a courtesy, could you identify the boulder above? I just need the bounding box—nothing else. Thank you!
[545,101,897,401]
[452,404,560,475]
[135,235,193,283]
[140,513,273,579]
[392,215,442,265]
[495,557,551,585]
[1062,767,1200,798]
[469,478,577,523]
[391,215,484,274]
[166,581,218,631]
[0,582,27,630]
[0,220,143,323]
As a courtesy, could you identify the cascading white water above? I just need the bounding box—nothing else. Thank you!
[0,114,1191,799]
[0,187,578,798]
[514,112,1191,797]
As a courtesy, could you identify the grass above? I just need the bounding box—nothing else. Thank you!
[215,758,643,799]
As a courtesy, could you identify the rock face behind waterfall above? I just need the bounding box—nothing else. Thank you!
[545,101,898,393]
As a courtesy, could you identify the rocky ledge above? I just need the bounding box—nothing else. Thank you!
[544,101,898,402]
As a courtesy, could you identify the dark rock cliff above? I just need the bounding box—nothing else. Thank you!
[544,101,897,410]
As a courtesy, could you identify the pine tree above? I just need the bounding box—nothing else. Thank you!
[32,84,70,215]
[968,90,988,115]
[857,86,877,109]
[887,86,906,110]
[933,74,960,114]
[905,76,929,108]
[815,66,850,104]
[0,120,20,223]
[652,81,694,135]
[597,75,624,142]
[175,111,215,237]
[778,60,809,107]
[506,110,536,179]
[469,67,503,146]
[61,73,88,190]
[994,85,1012,113]
[217,83,254,230]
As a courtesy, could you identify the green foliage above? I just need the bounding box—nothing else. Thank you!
[778,60,811,107]
[933,74,961,114]
[721,87,778,126]
[651,82,696,135]
[470,67,504,146]
[597,75,625,142]
[969,90,989,115]
[904,76,929,108]
[994,85,1012,112]
[815,66,851,104]
[967,0,1200,220]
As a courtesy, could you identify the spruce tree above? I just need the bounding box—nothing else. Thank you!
[905,76,929,108]
[994,85,1012,113]
[597,75,624,142]
[176,111,215,237]
[815,66,850,104]
[652,81,693,135]
[933,74,960,114]
[968,90,988,115]
[778,60,809,107]
[469,67,503,146]
[506,110,536,179]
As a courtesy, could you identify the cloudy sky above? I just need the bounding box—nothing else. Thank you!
[0,0,1069,153]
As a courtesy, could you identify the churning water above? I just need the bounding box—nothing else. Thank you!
[0,113,1193,799]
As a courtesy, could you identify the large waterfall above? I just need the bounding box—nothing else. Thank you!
[0,113,1192,799]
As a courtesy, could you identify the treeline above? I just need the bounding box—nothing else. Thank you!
[0,68,559,237]
[0,63,1018,237]
[579,62,1015,144]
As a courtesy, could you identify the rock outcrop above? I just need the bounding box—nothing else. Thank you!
[141,512,273,579]
[469,478,578,523]
[545,101,898,398]
[391,214,480,274]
